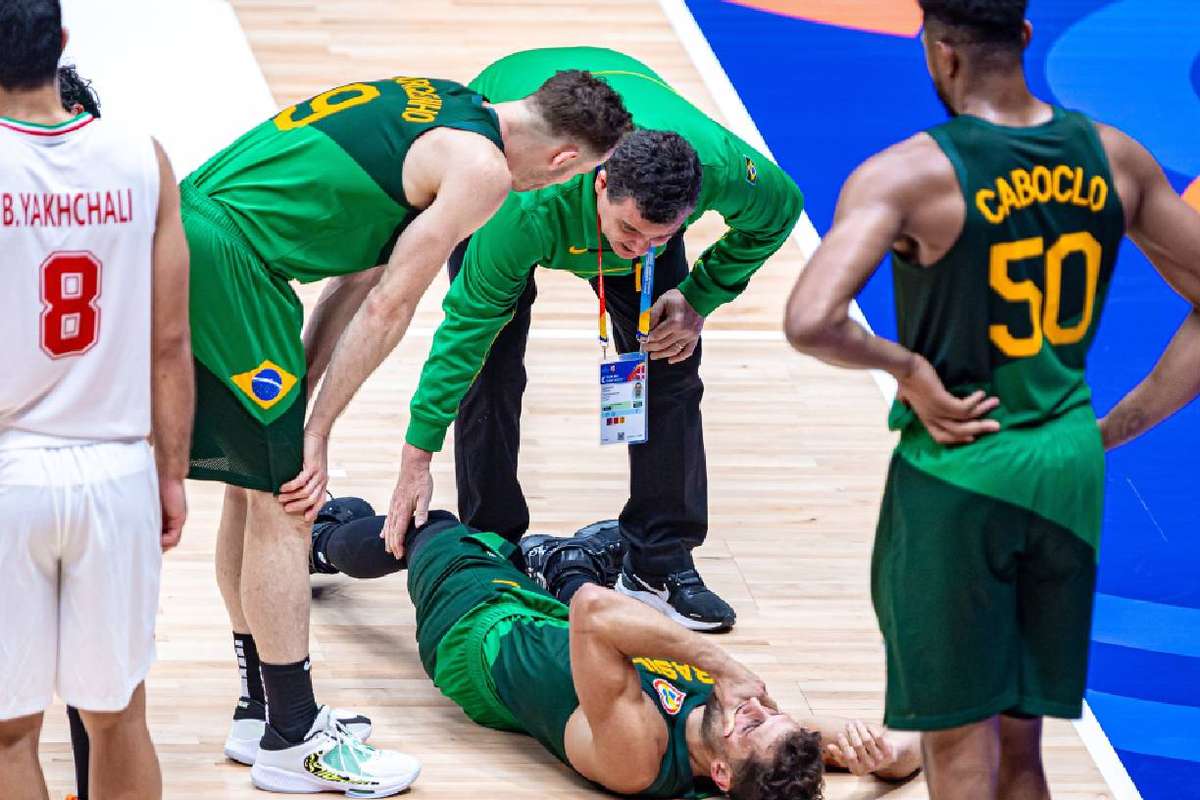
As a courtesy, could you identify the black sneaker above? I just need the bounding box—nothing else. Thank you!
[615,563,736,632]
[520,520,626,598]
[309,496,375,575]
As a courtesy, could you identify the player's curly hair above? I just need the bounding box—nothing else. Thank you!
[916,0,1022,47]
[604,129,702,226]
[0,0,63,90]
[58,64,100,117]
[531,70,633,158]
[729,728,825,800]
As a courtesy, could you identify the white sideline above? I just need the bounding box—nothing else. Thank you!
[655,1,1142,798]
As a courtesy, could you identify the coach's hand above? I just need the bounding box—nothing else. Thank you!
[897,355,1001,445]
[645,290,704,364]
[159,477,187,552]
[278,430,329,521]
[383,444,434,559]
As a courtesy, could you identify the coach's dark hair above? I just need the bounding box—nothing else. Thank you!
[604,129,702,226]
[0,0,63,91]
[58,64,99,117]
[531,70,633,157]
[919,0,1028,67]
[729,728,825,800]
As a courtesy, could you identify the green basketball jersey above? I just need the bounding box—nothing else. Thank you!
[892,108,1125,430]
[489,623,714,798]
[185,77,504,282]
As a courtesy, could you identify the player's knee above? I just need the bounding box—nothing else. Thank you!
[0,713,43,749]
[569,581,612,619]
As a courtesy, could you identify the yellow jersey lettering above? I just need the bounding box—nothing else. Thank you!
[1071,167,1091,207]
[395,77,443,124]
[996,177,1020,219]
[976,189,1004,224]
[274,83,381,131]
[1053,165,1075,203]
[1088,176,1108,212]
[694,669,714,685]
[674,663,694,681]
[1010,169,1036,208]
[1031,165,1053,203]
[653,659,678,680]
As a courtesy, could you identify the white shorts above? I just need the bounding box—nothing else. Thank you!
[0,440,162,719]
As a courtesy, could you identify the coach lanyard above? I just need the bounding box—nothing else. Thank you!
[595,208,656,357]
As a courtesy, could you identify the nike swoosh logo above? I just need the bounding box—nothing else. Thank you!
[568,246,589,255]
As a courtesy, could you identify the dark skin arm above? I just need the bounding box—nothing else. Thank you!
[564,584,772,794]
[1096,125,1200,449]
[783,134,1000,444]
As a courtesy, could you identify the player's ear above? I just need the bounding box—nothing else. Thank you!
[594,168,608,196]
[550,147,581,170]
[60,27,69,55]
[1021,20,1034,48]
[710,758,733,793]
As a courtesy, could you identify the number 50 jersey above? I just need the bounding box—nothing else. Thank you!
[0,114,160,450]
[892,107,1125,431]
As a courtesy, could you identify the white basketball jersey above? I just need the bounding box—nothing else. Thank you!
[0,114,160,450]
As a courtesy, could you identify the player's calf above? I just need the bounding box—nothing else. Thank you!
[0,712,48,800]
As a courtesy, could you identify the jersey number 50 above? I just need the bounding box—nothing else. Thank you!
[40,251,102,359]
[988,232,1101,358]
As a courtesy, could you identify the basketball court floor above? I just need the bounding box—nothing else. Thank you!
[35,1,1149,797]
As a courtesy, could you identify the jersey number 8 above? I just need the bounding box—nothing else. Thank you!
[988,231,1101,359]
[40,251,102,359]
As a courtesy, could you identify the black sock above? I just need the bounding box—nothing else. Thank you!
[322,515,404,578]
[233,632,265,707]
[67,705,89,800]
[556,573,594,604]
[260,657,319,744]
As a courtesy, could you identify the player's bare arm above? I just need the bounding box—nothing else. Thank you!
[279,132,511,522]
[563,584,774,793]
[783,136,1000,444]
[150,139,194,551]
[302,266,384,392]
[1096,125,1200,448]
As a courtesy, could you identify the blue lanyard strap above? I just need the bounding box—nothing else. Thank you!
[636,246,656,345]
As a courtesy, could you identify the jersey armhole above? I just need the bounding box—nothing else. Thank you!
[1072,111,1128,230]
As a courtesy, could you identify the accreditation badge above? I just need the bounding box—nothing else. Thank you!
[599,351,648,446]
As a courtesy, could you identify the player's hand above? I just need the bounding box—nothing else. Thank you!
[382,444,434,559]
[896,355,1001,445]
[824,720,895,777]
[278,430,329,521]
[644,289,704,364]
[716,666,777,737]
[159,476,187,552]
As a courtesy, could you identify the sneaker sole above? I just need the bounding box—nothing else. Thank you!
[250,762,420,798]
[615,574,734,632]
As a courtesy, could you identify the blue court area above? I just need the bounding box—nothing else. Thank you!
[683,1,1200,796]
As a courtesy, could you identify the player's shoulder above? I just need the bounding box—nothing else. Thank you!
[1090,119,1159,178]
[847,132,954,200]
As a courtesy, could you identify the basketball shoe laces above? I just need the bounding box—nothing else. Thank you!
[322,717,378,776]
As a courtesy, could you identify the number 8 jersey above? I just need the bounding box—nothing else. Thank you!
[0,113,160,450]
[891,107,1125,431]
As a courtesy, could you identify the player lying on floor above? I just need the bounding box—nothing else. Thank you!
[308,499,921,798]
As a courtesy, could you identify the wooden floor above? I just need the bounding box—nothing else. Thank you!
[40,2,1112,798]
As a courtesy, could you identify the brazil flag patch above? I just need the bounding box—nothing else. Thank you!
[231,359,298,410]
[744,155,758,185]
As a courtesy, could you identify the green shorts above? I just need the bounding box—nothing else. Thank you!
[407,527,572,746]
[873,405,1103,730]
[182,182,306,492]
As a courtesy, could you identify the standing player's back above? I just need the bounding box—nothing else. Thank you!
[893,108,1125,430]
[0,113,160,448]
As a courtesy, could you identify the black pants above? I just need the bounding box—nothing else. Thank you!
[448,232,707,576]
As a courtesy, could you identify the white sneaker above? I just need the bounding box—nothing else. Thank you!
[250,706,420,797]
[225,699,373,766]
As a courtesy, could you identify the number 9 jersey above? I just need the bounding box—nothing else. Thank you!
[0,113,160,450]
